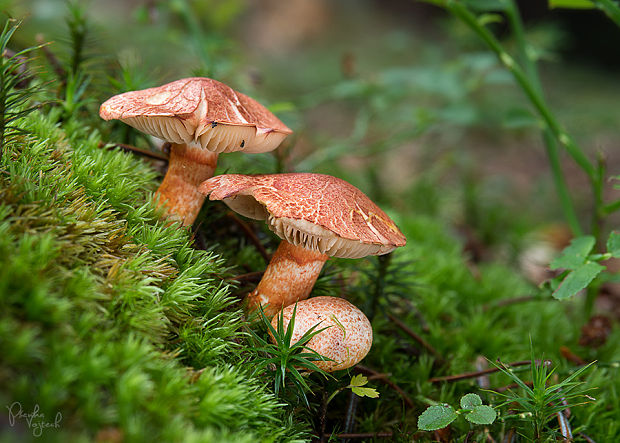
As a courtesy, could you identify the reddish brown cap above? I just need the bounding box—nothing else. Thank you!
[200,173,406,259]
[99,77,292,154]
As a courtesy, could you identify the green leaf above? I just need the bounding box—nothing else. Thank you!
[349,374,368,387]
[465,405,497,424]
[549,0,594,9]
[552,261,605,300]
[607,231,620,258]
[550,236,596,270]
[351,386,379,398]
[460,393,483,410]
[417,404,458,431]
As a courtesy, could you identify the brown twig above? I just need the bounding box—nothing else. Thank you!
[228,271,264,285]
[556,410,573,441]
[227,211,270,263]
[502,428,517,443]
[354,364,414,408]
[98,141,169,162]
[318,391,328,443]
[321,433,393,439]
[4,48,32,88]
[343,391,359,440]
[560,346,587,366]
[483,295,543,311]
[577,432,596,443]
[387,313,446,366]
[494,381,534,393]
[35,34,66,80]
[429,360,551,384]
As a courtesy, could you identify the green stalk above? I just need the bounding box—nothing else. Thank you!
[593,0,620,27]
[445,1,596,180]
[505,2,582,236]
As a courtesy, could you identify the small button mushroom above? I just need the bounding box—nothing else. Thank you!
[100,77,292,226]
[200,173,406,316]
[272,296,373,372]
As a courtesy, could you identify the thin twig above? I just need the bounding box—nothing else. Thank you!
[35,34,66,80]
[429,360,551,384]
[483,295,543,311]
[4,48,31,88]
[387,313,446,365]
[494,381,534,393]
[556,410,573,441]
[228,271,264,284]
[98,141,169,162]
[343,391,359,441]
[321,433,393,439]
[318,391,328,443]
[354,364,414,408]
[577,432,597,443]
[227,211,270,263]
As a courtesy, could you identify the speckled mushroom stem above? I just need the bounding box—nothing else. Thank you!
[248,240,329,316]
[156,143,219,226]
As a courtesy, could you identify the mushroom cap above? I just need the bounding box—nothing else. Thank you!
[200,173,406,259]
[99,77,292,154]
[271,296,372,372]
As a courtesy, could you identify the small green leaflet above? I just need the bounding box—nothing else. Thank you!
[553,261,605,300]
[417,404,457,431]
[465,405,497,425]
[348,374,379,398]
[607,231,620,258]
[550,236,596,270]
[460,393,482,410]
[549,0,595,9]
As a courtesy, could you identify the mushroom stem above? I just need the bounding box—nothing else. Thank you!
[156,143,218,225]
[248,240,329,316]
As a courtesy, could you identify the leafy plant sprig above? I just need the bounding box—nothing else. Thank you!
[490,348,596,441]
[546,232,619,310]
[0,19,44,157]
[247,304,333,406]
[326,373,379,405]
[417,393,497,431]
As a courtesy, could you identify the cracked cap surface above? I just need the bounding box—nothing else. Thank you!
[200,173,406,259]
[100,77,292,153]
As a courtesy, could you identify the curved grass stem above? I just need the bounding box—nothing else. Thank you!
[443,0,610,240]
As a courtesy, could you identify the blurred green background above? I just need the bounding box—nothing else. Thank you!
[12,0,620,247]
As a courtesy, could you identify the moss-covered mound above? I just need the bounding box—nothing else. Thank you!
[0,110,305,442]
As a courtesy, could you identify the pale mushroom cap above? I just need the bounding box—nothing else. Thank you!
[271,296,373,372]
[200,173,406,259]
[99,77,292,154]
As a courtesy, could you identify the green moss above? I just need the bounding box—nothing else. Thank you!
[0,111,305,442]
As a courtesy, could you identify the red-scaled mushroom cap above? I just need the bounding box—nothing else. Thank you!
[99,77,292,154]
[200,173,407,259]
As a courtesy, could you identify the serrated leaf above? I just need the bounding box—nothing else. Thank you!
[460,393,482,410]
[466,405,497,424]
[607,231,620,258]
[349,374,368,387]
[552,261,605,300]
[550,236,596,270]
[549,0,594,9]
[351,386,379,398]
[417,404,457,431]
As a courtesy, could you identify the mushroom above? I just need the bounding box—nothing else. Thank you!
[199,173,406,316]
[99,77,292,225]
[271,296,373,372]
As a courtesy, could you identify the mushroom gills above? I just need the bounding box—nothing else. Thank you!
[195,125,287,153]
[267,215,395,259]
[122,117,287,154]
